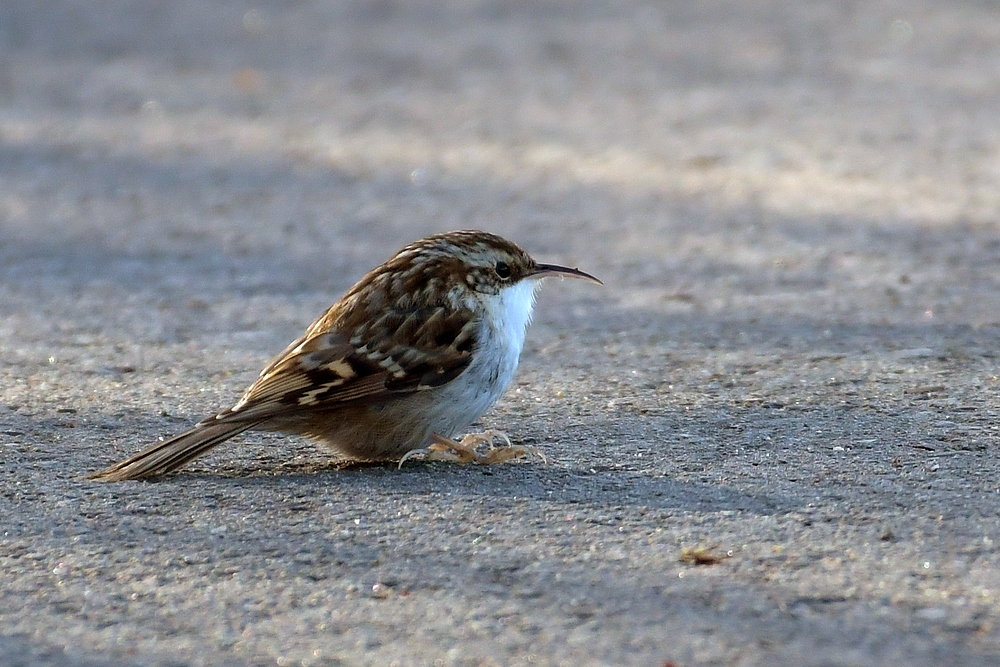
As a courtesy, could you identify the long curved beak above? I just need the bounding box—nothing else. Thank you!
[530,263,603,284]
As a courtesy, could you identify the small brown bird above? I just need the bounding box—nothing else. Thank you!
[89,230,601,481]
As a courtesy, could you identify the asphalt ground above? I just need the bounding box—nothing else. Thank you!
[4,1,1000,665]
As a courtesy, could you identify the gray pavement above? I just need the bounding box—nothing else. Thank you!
[4,1,1000,665]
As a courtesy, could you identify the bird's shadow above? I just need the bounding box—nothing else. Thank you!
[140,456,797,517]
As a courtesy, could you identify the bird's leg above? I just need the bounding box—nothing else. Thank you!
[398,430,546,467]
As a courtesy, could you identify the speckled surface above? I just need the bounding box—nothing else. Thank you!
[4,1,1000,665]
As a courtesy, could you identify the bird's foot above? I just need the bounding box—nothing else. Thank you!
[398,430,546,468]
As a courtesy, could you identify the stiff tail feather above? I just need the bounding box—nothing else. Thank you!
[87,419,263,481]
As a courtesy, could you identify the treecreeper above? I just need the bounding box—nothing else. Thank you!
[89,230,601,481]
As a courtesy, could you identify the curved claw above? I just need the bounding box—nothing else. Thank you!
[397,431,546,468]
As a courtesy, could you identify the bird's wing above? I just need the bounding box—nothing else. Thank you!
[204,306,479,424]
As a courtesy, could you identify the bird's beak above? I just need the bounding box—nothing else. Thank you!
[530,263,603,285]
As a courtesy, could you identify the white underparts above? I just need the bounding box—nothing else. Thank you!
[484,278,541,361]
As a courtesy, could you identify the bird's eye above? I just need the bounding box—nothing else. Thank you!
[494,261,512,280]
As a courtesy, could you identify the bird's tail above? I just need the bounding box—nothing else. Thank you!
[87,419,262,482]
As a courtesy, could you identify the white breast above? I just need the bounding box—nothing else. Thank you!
[428,279,541,436]
[482,279,540,361]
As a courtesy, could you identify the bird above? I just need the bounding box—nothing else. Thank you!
[88,230,601,481]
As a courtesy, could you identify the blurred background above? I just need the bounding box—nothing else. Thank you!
[5,3,1000,665]
[4,1,999,304]
[5,0,1000,450]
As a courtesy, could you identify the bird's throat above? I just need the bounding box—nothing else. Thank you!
[483,279,540,360]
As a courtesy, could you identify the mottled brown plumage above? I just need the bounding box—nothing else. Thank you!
[88,230,600,481]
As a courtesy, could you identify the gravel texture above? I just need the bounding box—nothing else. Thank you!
[4,1,1000,665]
